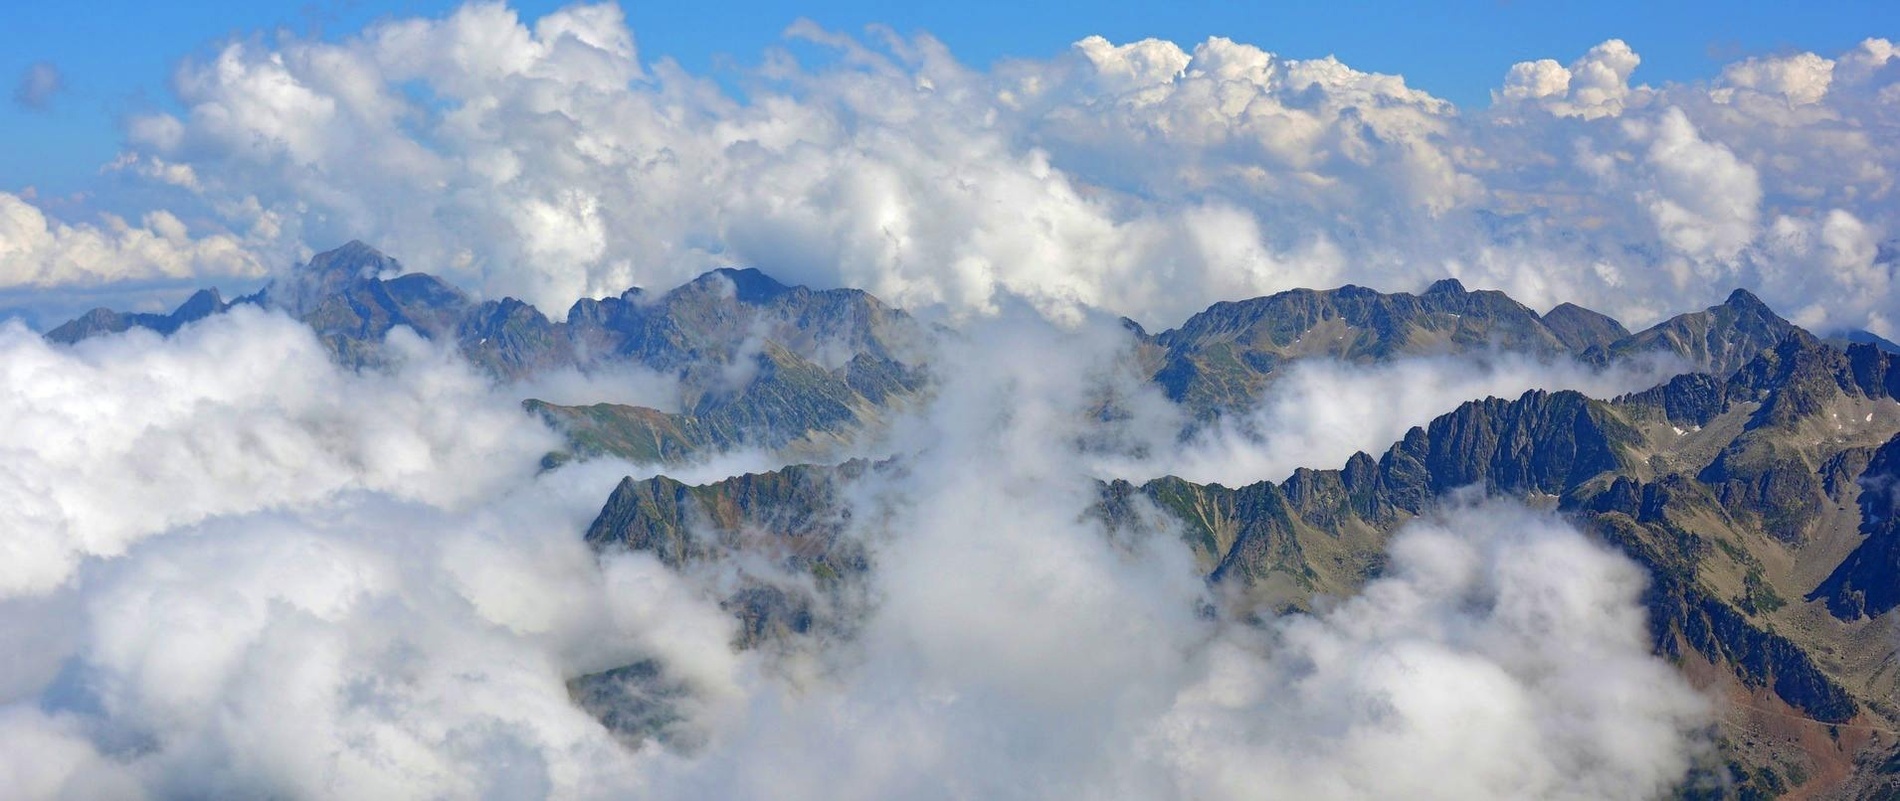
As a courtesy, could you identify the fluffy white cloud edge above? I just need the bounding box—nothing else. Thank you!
[2,4,1893,337]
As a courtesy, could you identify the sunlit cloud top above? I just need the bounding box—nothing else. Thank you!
[2,3,1897,337]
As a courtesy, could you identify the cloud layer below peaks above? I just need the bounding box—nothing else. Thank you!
[0,306,1712,799]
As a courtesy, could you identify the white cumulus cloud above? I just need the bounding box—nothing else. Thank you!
[0,5,1887,339]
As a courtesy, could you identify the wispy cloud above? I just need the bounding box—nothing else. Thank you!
[11,62,63,111]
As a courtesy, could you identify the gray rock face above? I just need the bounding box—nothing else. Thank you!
[1810,434,1900,619]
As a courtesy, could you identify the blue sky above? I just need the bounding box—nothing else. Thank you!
[3,0,1894,195]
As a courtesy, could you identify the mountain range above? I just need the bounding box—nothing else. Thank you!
[51,241,930,464]
[49,241,1900,799]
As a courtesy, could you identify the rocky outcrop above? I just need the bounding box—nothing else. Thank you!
[1810,434,1900,620]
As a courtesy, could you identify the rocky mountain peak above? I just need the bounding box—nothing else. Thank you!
[1593,286,1798,377]
[264,240,409,317]
[666,267,799,310]
[174,288,225,319]
[709,267,794,304]
[305,240,401,280]
[1541,301,1630,352]
[1724,287,1771,312]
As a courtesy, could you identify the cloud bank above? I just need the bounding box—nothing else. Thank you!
[0,192,264,290]
[0,2,1894,335]
[0,308,558,597]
